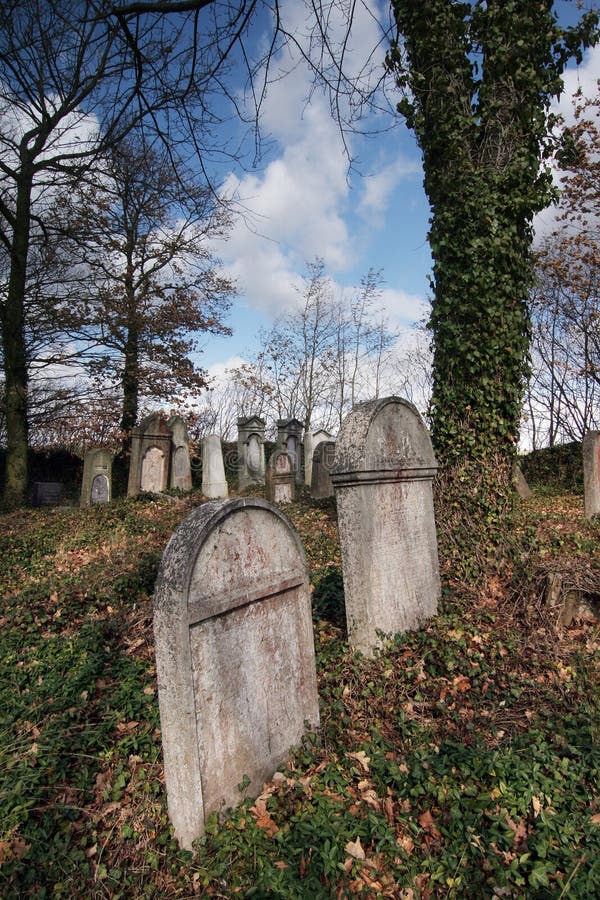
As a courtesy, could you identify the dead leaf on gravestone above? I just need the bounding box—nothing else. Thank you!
[345,836,366,860]
[348,750,370,773]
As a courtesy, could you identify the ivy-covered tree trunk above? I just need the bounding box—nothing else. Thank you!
[387,0,598,553]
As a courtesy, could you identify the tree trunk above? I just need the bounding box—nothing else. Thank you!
[2,167,33,509]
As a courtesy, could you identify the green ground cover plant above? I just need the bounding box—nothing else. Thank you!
[0,487,598,897]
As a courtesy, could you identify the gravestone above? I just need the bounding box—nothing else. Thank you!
[80,448,113,508]
[168,415,193,492]
[202,435,228,499]
[32,482,63,507]
[277,418,304,484]
[237,416,266,490]
[127,412,171,497]
[331,396,441,655]
[310,441,336,500]
[512,461,532,500]
[304,429,334,487]
[583,431,600,518]
[266,450,295,504]
[153,498,320,849]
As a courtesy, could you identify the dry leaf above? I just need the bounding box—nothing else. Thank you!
[532,796,542,818]
[590,813,600,825]
[348,750,370,772]
[345,836,366,860]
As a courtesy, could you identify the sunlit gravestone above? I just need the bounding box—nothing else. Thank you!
[583,430,600,518]
[237,416,266,489]
[265,449,295,504]
[168,415,193,492]
[80,448,113,507]
[127,412,172,496]
[153,498,320,849]
[201,434,228,499]
[331,396,441,655]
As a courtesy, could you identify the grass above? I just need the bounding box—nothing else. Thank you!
[0,487,599,897]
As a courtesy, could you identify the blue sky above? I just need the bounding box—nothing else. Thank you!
[201,0,600,376]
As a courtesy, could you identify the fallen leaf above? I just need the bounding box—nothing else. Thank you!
[590,813,600,825]
[345,836,366,860]
[348,750,370,773]
[532,796,542,818]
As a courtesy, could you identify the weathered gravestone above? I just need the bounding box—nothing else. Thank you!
[583,430,600,518]
[201,435,228,499]
[237,416,266,490]
[168,415,193,492]
[153,498,320,849]
[80,448,113,507]
[331,396,441,655]
[127,412,171,497]
[512,461,532,500]
[32,482,63,507]
[310,441,336,500]
[277,418,304,484]
[266,450,295,504]
[304,429,334,487]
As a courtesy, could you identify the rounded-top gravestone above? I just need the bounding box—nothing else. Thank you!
[331,396,441,655]
[153,498,319,849]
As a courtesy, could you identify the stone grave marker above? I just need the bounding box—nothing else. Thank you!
[331,396,441,655]
[80,448,113,507]
[168,415,193,492]
[512,461,532,500]
[583,430,600,518]
[32,482,63,507]
[310,440,336,499]
[237,416,266,489]
[304,429,334,487]
[201,435,228,499]
[153,498,320,849]
[127,412,171,497]
[266,450,295,504]
[277,418,304,484]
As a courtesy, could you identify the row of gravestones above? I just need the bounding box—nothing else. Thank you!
[78,414,336,508]
[154,397,441,848]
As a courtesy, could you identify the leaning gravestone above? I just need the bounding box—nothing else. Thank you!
[583,430,600,518]
[331,396,441,655]
[127,412,172,497]
[80,448,113,507]
[168,415,193,492]
[153,498,320,849]
[265,450,295,504]
[237,416,266,489]
[201,435,228,499]
[310,440,336,500]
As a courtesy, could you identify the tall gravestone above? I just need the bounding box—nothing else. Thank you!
[202,435,228,499]
[153,498,320,849]
[127,412,171,497]
[277,418,304,485]
[310,441,336,500]
[583,431,600,518]
[266,450,295,504]
[304,429,334,487]
[80,448,113,507]
[331,396,441,655]
[168,415,193,492]
[237,416,266,490]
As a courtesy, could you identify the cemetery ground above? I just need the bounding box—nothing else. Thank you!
[1,487,599,898]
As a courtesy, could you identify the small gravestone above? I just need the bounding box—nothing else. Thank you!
[32,482,63,507]
[266,450,295,504]
[512,461,532,500]
[80,448,113,507]
[202,435,228,499]
[583,431,600,518]
[127,412,171,497]
[331,396,441,655]
[305,429,334,487]
[153,498,320,849]
[237,416,266,490]
[277,418,304,484]
[310,441,336,499]
[168,415,193,492]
